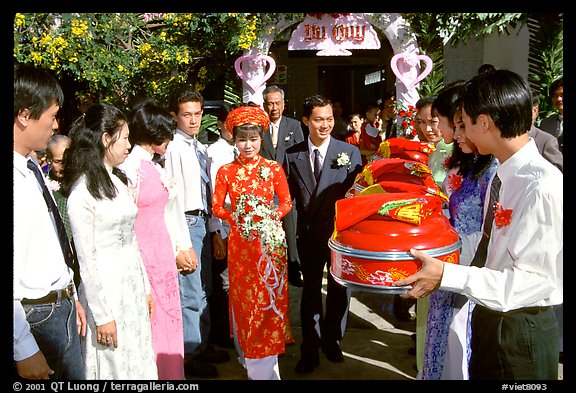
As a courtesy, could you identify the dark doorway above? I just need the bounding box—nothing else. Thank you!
[318,64,388,118]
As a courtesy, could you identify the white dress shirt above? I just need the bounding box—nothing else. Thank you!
[206,137,236,238]
[441,139,563,311]
[308,135,331,172]
[163,129,207,215]
[13,151,74,361]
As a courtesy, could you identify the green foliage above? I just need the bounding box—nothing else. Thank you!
[402,13,445,96]
[404,13,525,46]
[14,13,256,112]
[526,14,563,121]
[417,56,444,98]
[14,12,562,122]
[404,12,562,106]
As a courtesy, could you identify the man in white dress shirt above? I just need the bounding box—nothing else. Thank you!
[165,86,229,379]
[13,64,86,379]
[394,69,563,380]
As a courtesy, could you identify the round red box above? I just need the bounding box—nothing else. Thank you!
[329,209,460,293]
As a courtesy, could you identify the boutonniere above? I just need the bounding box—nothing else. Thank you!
[284,131,293,142]
[447,172,462,190]
[258,165,272,181]
[332,152,351,169]
[493,201,513,229]
[47,179,61,192]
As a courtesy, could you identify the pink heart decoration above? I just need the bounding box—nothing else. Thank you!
[234,55,276,92]
[390,52,433,90]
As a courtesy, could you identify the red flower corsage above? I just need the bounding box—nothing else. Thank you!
[448,172,463,190]
[493,201,513,229]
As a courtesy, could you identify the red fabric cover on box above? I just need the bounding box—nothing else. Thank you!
[333,192,457,253]
[349,180,448,202]
[373,138,435,164]
[334,192,444,231]
[356,158,438,191]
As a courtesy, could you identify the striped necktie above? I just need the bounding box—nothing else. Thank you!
[27,159,81,288]
[193,139,211,214]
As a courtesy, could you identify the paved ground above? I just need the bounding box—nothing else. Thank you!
[190,271,563,382]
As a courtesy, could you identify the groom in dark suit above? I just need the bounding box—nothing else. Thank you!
[284,95,363,373]
[262,85,306,287]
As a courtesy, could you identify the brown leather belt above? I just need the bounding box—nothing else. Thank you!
[21,282,75,305]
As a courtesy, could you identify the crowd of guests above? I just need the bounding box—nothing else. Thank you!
[14,62,562,381]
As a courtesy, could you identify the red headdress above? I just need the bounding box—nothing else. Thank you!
[225,105,270,136]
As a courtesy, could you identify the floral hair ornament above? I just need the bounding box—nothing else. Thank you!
[493,201,513,229]
[225,105,271,136]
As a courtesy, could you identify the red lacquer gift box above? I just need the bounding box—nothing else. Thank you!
[371,138,435,164]
[329,192,460,293]
[346,158,440,198]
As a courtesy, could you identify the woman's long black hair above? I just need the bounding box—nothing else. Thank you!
[60,103,128,200]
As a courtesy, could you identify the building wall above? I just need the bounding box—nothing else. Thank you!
[444,23,530,83]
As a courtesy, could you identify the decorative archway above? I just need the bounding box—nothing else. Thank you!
[239,13,422,109]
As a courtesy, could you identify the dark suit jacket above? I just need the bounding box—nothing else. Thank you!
[529,126,563,172]
[284,138,362,243]
[539,113,563,138]
[261,116,305,166]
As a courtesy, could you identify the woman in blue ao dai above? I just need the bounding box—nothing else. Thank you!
[421,110,497,380]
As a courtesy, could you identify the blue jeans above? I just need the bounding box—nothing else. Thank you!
[180,214,212,355]
[22,298,85,379]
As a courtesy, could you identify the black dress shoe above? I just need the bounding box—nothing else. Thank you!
[288,261,304,287]
[295,356,320,373]
[321,342,344,363]
[184,359,218,379]
[195,344,231,364]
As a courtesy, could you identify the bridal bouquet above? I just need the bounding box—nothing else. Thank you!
[233,193,287,318]
[233,193,287,259]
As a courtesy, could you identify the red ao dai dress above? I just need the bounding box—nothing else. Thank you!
[212,154,292,359]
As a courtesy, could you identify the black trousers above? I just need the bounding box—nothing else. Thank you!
[208,244,231,345]
[283,207,300,264]
[298,234,349,357]
[469,304,559,380]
